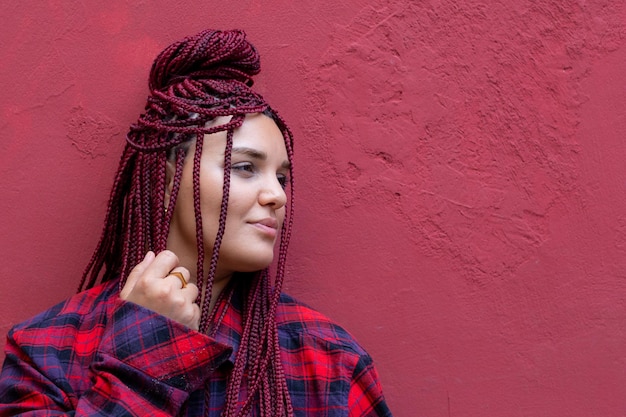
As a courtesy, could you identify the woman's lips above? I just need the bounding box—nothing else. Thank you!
[249,218,278,237]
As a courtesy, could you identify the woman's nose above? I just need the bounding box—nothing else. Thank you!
[258,175,287,208]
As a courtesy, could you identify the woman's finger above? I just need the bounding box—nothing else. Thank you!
[142,250,180,280]
[120,251,155,298]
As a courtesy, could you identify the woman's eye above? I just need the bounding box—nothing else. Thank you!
[232,162,255,174]
[277,174,289,189]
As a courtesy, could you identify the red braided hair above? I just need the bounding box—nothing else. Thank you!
[78,29,295,417]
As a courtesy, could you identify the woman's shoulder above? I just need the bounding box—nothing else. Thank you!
[275,292,368,356]
[9,279,119,335]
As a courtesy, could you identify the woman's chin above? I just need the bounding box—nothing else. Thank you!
[217,253,275,275]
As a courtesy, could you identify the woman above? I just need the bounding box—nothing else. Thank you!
[0,29,392,417]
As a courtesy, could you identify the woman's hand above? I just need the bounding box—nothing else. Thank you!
[120,250,201,331]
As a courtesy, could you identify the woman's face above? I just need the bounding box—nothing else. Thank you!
[166,113,290,281]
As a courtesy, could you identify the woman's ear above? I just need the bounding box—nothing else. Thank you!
[164,141,194,210]
[164,157,177,210]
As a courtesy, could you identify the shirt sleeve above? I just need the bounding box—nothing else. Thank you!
[348,354,394,417]
[0,298,232,416]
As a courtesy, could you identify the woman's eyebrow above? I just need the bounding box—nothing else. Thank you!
[232,147,266,160]
[232,146,291,169]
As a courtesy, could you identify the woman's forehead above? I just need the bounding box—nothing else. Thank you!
[200,113,286,159]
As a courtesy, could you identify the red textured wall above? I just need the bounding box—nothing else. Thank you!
[1,1,626,415]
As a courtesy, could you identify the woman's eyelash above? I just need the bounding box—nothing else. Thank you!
[232,162,255,173]
[278,175,289,189]
[232,163,289,188]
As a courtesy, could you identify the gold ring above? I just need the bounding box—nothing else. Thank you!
[170,271,187,288]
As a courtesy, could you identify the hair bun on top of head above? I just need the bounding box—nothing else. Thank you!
[148,29,261,92]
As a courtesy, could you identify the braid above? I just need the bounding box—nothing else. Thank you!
[199,122,241,334]
[80,29,296,417]
[192,131,206,308]
[78,147,136,291]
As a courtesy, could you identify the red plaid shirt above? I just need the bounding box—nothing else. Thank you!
[0,279,392,416]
